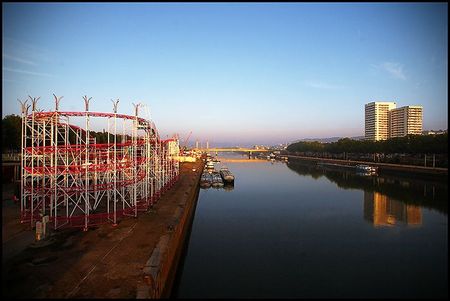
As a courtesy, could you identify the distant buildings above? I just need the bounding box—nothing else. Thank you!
[389,106,423,138]
[365,102,397,141]
[253,145,269,150]
[422,129,447,135]
[365,101,423,141]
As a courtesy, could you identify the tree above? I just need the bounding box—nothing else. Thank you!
[2,114,22,152]
[287,134,448,155]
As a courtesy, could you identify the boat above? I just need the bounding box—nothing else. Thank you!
[317,162,378,174]
[355,164,378,173]
[211,172,224,188]
[205,160,215,170]
[200,172,212,188]
[219,166,235,183]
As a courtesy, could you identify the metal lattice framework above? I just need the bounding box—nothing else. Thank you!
[19,96,179,230]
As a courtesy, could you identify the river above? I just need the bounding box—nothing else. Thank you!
[172,152,448,298]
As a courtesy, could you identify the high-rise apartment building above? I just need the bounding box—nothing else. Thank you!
[365,101,396,141]
[365,102,423,141]
[389,106,423,138]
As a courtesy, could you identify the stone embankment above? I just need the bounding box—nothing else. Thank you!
[2,160,204,298]
[286,154,447,178]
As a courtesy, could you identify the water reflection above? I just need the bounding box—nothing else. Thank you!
[222,184,234,191]
[207,183,235,191]
[214,154,433,227]
[174,153,448,298]
[363,191,422,227]
[286,159,448,215]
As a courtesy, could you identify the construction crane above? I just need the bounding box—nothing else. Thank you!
[181,131,192,153]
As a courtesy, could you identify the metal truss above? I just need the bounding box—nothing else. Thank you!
[19,96,180,230]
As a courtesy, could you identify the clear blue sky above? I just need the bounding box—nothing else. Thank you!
[2,3,448,146]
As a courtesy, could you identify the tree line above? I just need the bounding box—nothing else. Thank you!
[286,134,448,155]
[2,115,21,151]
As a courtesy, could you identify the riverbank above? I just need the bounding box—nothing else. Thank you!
[2,160,203,298]
[286,154,447,179]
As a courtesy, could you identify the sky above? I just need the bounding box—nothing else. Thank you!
[2,3,448,147]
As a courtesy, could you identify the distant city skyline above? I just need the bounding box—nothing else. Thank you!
[2,3,448,146]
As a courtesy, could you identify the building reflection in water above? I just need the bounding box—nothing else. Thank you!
[363,191,422,227]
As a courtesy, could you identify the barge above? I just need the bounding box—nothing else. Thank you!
[317,162,378,174]
[200,172,212,188]
[219,166,235,184]
[211,172,224,188]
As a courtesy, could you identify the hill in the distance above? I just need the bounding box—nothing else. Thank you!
[295,136,365,143]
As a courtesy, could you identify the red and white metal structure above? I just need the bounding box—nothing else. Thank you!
[19,96,179,230]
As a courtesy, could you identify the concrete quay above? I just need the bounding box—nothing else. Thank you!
[2,160,203,298]
[286,154,447,178]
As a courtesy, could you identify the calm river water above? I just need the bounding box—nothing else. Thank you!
[172,152,448,298]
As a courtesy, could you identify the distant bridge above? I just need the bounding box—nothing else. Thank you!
[196,148,273,153]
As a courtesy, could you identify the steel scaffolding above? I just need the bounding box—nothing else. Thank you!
[19,96,179,230]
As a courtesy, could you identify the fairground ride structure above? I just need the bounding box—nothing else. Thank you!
[18,95,180,231]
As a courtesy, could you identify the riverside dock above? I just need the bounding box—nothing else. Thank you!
[2,160,204,298]
[286,154,447,178]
